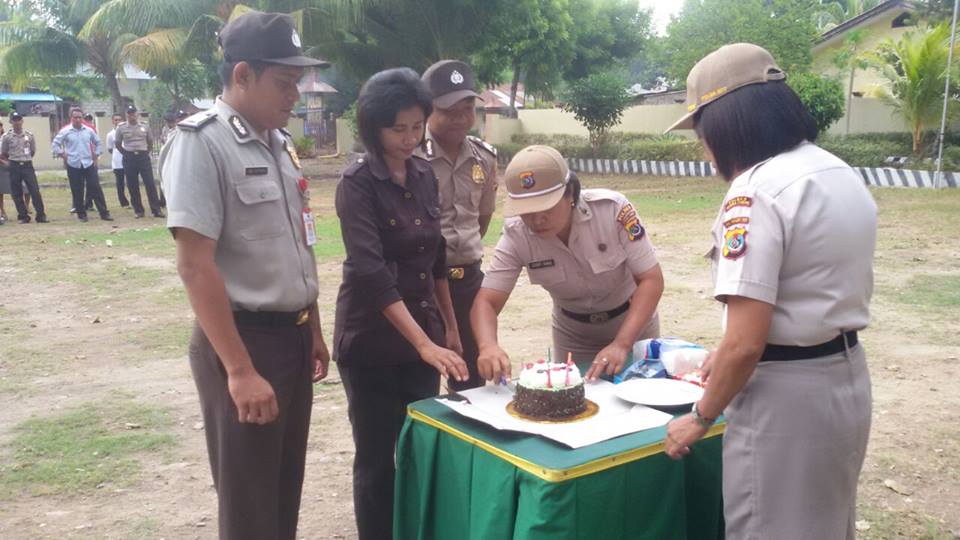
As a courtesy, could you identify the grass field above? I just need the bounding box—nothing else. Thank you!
[0,168,957,539]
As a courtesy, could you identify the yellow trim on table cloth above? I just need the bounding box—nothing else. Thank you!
[407,407,725,483]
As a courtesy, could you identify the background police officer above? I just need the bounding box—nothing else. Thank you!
[0,112,47,223]
[159,11,330,540]
[116,104,163,218]
[416,60,498,390]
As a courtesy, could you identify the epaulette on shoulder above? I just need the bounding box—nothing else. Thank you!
[342,156,369,177]
[279,127,291,137]
[178,110,217,132]
[467,135,497,157]
[581,188,623,203]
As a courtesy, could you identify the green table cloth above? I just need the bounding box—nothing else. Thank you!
[395,398,725,540]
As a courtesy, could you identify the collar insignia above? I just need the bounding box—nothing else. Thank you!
[229,115,249,138]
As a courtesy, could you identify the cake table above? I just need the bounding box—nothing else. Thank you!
[394,397,725,540]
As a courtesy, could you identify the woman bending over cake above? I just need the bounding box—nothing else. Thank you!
[333,68,468,540]
[471,145,664,382]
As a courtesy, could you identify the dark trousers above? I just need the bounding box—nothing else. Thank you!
[340,361,439,540]
[82,166,107,210]
[113,169,129,207]
[9,161,45,221]
[66,165,109,219]
[124,152,161,215]
[189,321,314,540]
[448,262,485,390]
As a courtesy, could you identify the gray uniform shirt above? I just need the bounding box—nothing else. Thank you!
[709,142,877,346]
[159,98,319,312]
[0,130,37,161]
[483,189,659,314]
[115,121,152,152]
[415,131,498,266]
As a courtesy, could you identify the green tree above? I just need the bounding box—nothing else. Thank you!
[831,28,869,134]
[471,0,575,116]
[307,0,499,80]
[661,0,818,85]
[812,0,884,31]
[0,0,129,111]
[788,72,845,132]
[911,0,957,24]
[867,24,960,155]
[562,70,631,153]
[564,0,653,81]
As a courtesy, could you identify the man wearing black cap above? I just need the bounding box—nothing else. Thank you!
[159,11,330,540]
[116,104,163,218]
[416,60,498,389]
[0,112,47,223]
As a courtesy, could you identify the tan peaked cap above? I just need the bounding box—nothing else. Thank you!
[665,43,785,132]
[502,145,570,217]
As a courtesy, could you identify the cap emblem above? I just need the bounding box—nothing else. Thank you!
[291,29,302,48]
[450,70,464,85]
[519,171,535,190]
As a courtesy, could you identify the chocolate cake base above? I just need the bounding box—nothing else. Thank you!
[514,384,587,420]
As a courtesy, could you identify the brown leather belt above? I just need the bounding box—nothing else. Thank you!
[561,300,630,324]
[760,331,858,361]
[233,308,310,327]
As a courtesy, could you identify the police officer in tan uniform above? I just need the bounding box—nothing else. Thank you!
[116,104,164,218]
[0,112,47,223]
[159,11,330,540]
[662,44,875,540]
[415,60,497,390]
[472,145,664,381]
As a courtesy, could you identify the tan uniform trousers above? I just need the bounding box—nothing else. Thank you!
[723,343,871,540]
[552,307,660,372]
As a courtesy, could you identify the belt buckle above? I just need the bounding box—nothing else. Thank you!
[589,312,609,324]
[295,309,310,326]
[448,267,465,280]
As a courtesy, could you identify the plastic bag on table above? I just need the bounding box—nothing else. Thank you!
[613,337,708,383]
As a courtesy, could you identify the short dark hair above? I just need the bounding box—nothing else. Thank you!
[356,68,433,157]
[220,60,270,88]
[112,113,122,120]
[564,172,582,205]
[70,107,83,116]
[693,80,817,180]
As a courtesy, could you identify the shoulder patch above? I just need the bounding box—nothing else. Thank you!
[616,202,645,241]
[467,135,497,157]
[178,110,217,132]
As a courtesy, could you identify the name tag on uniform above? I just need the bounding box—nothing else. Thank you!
[245,167,268,176]
[302,209,317,246]
[529,259,555,269]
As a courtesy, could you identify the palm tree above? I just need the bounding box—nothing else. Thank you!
[0,0,130,112]
[80,1,350,99]
[813,0,885,32]
[867,24,960,156]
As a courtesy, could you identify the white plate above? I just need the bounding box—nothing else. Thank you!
[613,378,704,407]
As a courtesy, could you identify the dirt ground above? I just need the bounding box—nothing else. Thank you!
[0,156,958,539]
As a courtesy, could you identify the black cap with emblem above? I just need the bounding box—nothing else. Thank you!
[219,11,330,68]
[421,60,484,109]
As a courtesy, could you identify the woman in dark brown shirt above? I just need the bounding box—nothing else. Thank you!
[333,67,468,540]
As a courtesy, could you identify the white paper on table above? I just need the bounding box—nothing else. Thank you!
[435,380,673,449]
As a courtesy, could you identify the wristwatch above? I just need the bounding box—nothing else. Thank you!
[690,401,717,429]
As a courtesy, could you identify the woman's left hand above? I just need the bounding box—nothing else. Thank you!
[585,342,630,381]
[665,414,710,459]
[446,327,464,357]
